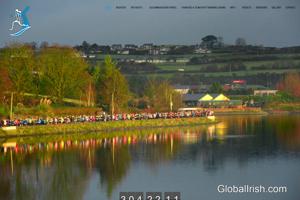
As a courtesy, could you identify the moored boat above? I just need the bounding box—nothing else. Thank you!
[1,126,17,131]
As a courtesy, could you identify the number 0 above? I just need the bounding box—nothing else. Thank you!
[129,196,134,200]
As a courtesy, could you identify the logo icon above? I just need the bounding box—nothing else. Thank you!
[9,6,31,37]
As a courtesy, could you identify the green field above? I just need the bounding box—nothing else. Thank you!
[93,52,300,79]
[157,60,300,71]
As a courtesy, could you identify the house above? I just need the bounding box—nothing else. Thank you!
[124,44,138,50]
[141,43,154,50]
[159,46,171,55]
[149,48,160,55]
[194,48,211,54]
[111,44,122,51]
[254,90,278,96]
[120,50,129,55]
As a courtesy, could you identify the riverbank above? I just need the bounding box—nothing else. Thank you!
[210,108,268,116]
[263,102,300,114]
[0,117,217,138]
[0,125,211,146]
[211,106,300,115]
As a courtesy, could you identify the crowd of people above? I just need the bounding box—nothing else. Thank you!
[0,110,214,127]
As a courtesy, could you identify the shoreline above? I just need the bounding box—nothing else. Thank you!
[214,111,268,116]
[0,117,218,138]
[213,109,300,116]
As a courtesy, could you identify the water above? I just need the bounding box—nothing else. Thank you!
[0,115,300,200]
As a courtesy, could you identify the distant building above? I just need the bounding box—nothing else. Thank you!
[173,85,190,94]
[230,79,247,89]
[194,48,211,54]
[141,43,154,50]
[88,54,96,58]
[159,46,171,55]
[183,93,233,107]
[149,48,160,55]
[134,59,147,63]
[111,44,122,51]
[224,80,264,91]
[124,44,138,50]
[210,94,230,101]
[148,59,166,64]
[120,50,130,55]
[223,84,232,91]
[232,80,246,85]
[183,93,210,107]
[198,85,210,93]
[175,58,189,63]
[254,90,278,96]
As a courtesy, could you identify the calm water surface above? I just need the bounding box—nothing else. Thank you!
[1,115,300,200]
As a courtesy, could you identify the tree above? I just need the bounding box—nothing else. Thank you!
[209,82,224,93]
[235,37,247,46]
[0,44,36,102]
[0,61,12,104]
[83,73,96,107]
[39,46,88,103]
[276,73,300,98]
[145,79,182,112]
[81,41,90,54]
[94,56,130,114]
[188,57,200,65]
[201,35,218,48]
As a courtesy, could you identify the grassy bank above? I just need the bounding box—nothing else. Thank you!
[264,103,300,114]
[0,125,211,146]
[0,117,217,138]
[211,108,268,115]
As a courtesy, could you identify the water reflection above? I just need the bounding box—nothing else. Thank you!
[0,115,300,200]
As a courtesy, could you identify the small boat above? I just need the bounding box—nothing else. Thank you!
[207,116,216,121]
[1,126,17,131]
[2,142,17,148]
[2,142,17,153]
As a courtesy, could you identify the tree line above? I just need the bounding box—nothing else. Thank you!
[0,44,182,117]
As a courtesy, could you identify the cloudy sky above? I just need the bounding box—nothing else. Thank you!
[0,0,299,47]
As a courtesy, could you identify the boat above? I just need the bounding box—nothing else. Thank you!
[1,126,17,131]
[207,115,216,121]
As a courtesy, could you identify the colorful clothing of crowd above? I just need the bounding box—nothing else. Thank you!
[0,110,214,127]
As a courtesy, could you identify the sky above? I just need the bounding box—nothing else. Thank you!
[0,0,299,47]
